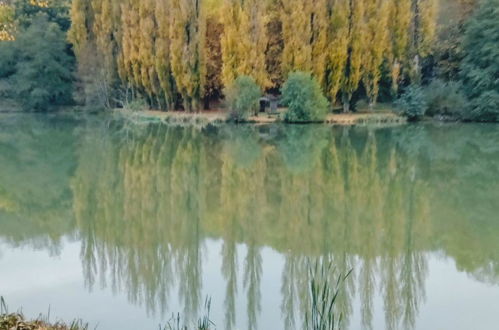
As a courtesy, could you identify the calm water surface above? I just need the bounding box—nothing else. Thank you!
[1,114,499,329]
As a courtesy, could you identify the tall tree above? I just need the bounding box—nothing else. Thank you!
[326,0,350,104]
[388,0,412,94]
[362,0,390,109]
[408,0,438,82]
[310,0,329,89]
[265,0,284,90]
[220,0,268,89]
[281,0,313,74]
[341,0,365,112]
[154,0,177,109]
[170,0,206,112]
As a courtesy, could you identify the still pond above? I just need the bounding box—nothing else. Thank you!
[1,114,499,329]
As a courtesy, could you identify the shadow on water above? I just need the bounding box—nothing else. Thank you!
[1,115,499,329]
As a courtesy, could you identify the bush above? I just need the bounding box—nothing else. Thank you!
[423,79,468,118]
[281,71,329,122]
[224,75,261,122]
[466,91,499,122]
[396,85,428,121]
[9,15,74,111]
[460,0,499,121]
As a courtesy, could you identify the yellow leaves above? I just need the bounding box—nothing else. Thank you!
[220,0,269,89]
[363,0,391,105]
[29,0,49,8]
[327,0,349,101]
[170,0,206,111]
[281,0,313,74]
[341,0,366,105]
[68,0,440,110]
[418,0,439,57]
[0,2,15,41]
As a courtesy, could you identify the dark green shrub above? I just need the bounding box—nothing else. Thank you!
[396,85,428,121]
[460,0,499,122]
[10,15,74,111]
[466,91,499,122]
[281,71,329,122]
[0,41,17,78]
[224,75,261,122]
[423,79,468,118]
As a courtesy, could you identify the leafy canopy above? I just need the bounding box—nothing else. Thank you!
[1,15,74,111]
[460,0,499,121]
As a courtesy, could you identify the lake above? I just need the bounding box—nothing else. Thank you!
[1,114,498,330]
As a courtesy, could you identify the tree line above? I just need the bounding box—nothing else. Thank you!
[68,0,439,112]
[0,0,497,121]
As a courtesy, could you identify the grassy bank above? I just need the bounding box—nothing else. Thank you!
[126,109,407,126]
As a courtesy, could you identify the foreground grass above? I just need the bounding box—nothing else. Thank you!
[0,298,88,330]
[0,313,88,330]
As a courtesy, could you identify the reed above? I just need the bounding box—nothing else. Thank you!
[305,261,352,330]
[163,298,214,330]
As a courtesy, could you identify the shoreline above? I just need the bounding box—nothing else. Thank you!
[129,109,408,126]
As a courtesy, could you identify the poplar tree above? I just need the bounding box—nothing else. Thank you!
[265,0,284,89]
[154,0,176,109]
[363,0,390,109]
[68,0,92,53]
[310,0,329,89]
[204,16,223,107]
[388,0,412,94]
[170,0,206,111]
[91,0,120,82]
[341,0,365,112]
[138,0,160,105]
[281,0,313,74]
[120,0,141,88]
[326,0,350,103]
[409,0,438,82]
[220,0,268,89]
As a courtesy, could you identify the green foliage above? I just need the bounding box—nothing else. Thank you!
[281,71,329,122]
[396,85,428,121]
[305,260,351,330]
[224,75,261,121]
[0,44,16,78]
[460,0,499,122]
[466,91,499,122]
[423,79,468,118]
[7,15,74,111]
[12,0,71,31]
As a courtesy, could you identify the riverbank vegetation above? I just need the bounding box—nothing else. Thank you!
[0,298,88,330]
[0,0,497,122]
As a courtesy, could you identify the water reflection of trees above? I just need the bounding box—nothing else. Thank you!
[69,124,437,329]
[0,115,77,253]
[2,118,499,329]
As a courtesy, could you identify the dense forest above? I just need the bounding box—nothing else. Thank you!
[0,0,498,121]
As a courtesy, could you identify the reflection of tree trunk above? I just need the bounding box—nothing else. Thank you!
[244,245,262,330]
[222,240,238,330]
[281,256,298,330]
[400,177,427,330]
